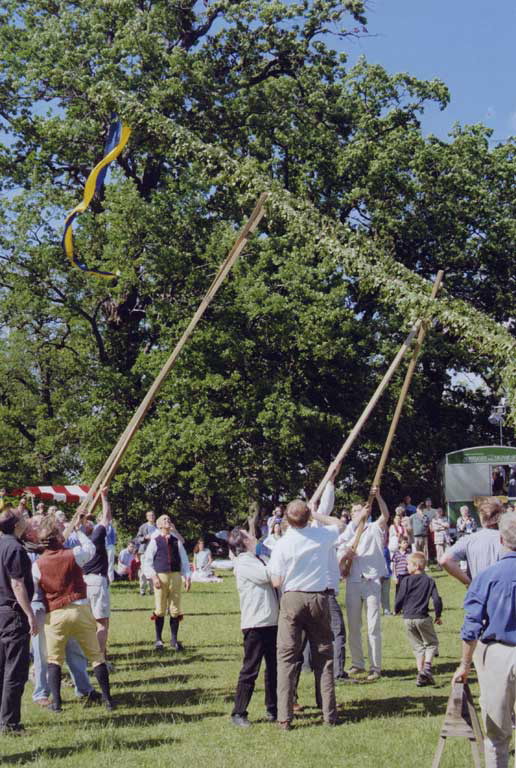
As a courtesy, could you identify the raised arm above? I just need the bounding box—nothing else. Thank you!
[374,487,389,530]
[98,487,112,527]
[310,482,345,531]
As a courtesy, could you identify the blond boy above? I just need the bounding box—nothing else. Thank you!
[394,552,442,686]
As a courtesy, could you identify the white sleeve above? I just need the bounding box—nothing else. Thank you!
[268,542,285,579]
[32,561,41,585]
[178,540,190,579]
[143,538,158,578]
[73,530,96,568]
[318,481,335,517]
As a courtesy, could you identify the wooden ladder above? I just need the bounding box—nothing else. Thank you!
[431,682,484,768]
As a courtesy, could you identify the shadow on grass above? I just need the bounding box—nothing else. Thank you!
[115,653,205,671]
[343,694,449,721]
[77,709,224,727]
[1,736,177,765]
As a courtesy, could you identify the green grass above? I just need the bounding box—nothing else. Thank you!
[2,571,483,767]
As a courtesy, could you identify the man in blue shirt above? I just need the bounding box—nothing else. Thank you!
[452,510,515,768]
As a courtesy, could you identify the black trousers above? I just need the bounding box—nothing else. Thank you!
[0,608,30,728]
[232,626,277,717]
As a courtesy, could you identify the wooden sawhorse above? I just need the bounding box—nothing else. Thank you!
[431,682,484,768]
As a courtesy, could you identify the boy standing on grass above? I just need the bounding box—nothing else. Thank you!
[391,537,410,597]
[394,552,442,686]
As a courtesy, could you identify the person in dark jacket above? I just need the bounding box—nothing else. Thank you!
[394,551,442,686]
[0,508,37,733]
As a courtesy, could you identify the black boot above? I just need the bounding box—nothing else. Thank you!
[93,663,115,710]
[47,663,62,712]
[155,616,164,650]
[170,617,183,650]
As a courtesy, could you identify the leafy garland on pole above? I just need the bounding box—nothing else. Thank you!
[119,106,516,425]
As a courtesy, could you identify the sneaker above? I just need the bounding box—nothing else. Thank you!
[34,698,51,707]
[231,714,251,728]
[104,698,116,711]
[336,674,359,685]
[348,667,366,676]
[422,670,435,685]
[265,711,277,722]
[366,671,381,682]
[170,640,183,651]
[416,673,430,687]
[0,723,25,735]
[155,640,164,651]
[47,702,63,713]
[383,609,392,616]
[139,590,146,596]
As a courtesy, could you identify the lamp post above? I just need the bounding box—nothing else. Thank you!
[488,398,507,446]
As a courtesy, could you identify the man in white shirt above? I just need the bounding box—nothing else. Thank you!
[269,499,340,729]
[228,527,279,727]
[337,488,389,681]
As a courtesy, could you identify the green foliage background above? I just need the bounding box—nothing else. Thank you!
[0,0,514,534]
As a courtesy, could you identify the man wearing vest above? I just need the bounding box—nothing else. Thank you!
[32,509,115,711]
[0,508,37,733]
[143,514,191,650]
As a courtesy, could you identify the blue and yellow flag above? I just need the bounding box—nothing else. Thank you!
[62,119,131,279]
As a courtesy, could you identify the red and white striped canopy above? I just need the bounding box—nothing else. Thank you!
[9,485,90,503]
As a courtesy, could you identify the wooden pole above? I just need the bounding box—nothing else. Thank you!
[370,270,444,491]
[310,324,418,507]
[310,271,444,509]
[83,193,269,514]
[338,271,444,575]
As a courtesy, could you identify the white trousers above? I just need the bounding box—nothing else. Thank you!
[474,641,516,768]
[345,580,382,673]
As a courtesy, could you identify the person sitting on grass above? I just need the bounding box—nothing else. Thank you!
[143,514,191,651]
[115,541,138,581]
[394,552,442,687]
[32,509,115,711]
[191,538,222,583]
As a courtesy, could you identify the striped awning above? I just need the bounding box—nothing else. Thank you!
[9,485,90,503]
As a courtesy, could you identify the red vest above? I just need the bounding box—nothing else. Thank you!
[37,548,87,612]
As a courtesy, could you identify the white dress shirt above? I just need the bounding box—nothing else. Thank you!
[312,481,341,593]
[337,520,387,583]
[32,530,95,606]
[269,524,340,592]
[143,531,190,579]
[234,552,279,630]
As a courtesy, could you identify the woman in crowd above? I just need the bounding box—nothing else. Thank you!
[191,538,222,583]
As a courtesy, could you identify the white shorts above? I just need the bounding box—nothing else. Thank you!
[83,573,111,619]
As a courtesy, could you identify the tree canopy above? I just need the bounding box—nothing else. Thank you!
[0,0,514,533]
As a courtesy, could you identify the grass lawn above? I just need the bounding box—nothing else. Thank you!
[2,570,486,767]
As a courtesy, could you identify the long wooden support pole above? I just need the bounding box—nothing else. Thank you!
[82,193,269,515]
[310,271,444,508]
[340,271,444,576]
[370,269,444,490]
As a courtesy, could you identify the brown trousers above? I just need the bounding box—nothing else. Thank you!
[277,591,336,724]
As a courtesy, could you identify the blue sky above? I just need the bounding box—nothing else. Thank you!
[343,0,516,144]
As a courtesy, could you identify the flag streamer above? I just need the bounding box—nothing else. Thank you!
[62,120,131,279]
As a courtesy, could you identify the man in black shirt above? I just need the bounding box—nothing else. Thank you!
[82,488,111,661]
[0,508,37,732]
[394,551,442,686]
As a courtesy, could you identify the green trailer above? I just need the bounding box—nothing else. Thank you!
[441,445,516,522]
